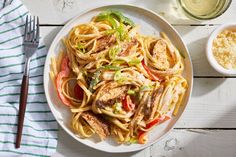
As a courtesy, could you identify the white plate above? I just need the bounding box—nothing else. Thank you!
[44,4,193,153]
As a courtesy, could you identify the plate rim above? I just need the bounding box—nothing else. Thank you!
[43,4,193,153]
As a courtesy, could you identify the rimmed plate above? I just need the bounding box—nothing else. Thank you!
[43,4,193,153]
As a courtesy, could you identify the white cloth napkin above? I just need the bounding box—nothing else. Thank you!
[0,0,58,156]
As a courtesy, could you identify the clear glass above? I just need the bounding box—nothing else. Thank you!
[177,0,232,20]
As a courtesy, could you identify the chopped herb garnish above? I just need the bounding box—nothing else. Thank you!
[126,137,137,144]
[95,12,117,28]
[115,23,129,41]
[140,85,154,92]
[128,58,141,66]
[103,65,121,71]
[111,60,126,65]
[109,46,121,60]
[95,10,135,28]
[114,70,122,81]
[108,10,135,27]
[117,77,128,84]
[95,10,133,42]
[89,65,121,92]
[114,70,128,83]
[77,42,86,53]
[127,89,135,95]
[113,102,122,114]
[88,69,102,92]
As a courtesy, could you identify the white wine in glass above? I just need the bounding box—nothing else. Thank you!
[177,0,232,20]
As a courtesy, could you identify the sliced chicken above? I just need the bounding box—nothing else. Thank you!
[81,111,110,140]
[144,85,164,119]
[94,35,116,52]
[95,86,128,109]
[149,85,164,118]
[119,39,138,56]
[99,86,128,102]
[151,39,170,70]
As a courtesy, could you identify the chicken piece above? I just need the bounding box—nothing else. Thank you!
[151,39,170,70]
[95,86,128,109]
[81,111,110,140]
[144,85,164,119]
[119,39,138,56]
[99,86,128,102]
[94,35,116,52]
[149,85,164,118]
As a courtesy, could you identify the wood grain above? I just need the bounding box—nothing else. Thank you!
[151,129,236,157]
[22,0,236,25]
[176,78,236,128]
[52,128,236,157]
[19,0,236,156]
[53,128,151,157]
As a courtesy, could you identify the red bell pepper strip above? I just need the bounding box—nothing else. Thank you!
[138,131,147,144]
[137,115,171,144]
[141,60,163,81]
[74,84,83,100]
[146,115,171,129]
[122,95,135,111]
[56,56,71,106]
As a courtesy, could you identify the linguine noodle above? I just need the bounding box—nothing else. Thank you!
[50,10,188,144]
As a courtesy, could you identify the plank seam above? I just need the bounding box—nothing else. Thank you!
[39,24,221,27]
[174,128,236,130]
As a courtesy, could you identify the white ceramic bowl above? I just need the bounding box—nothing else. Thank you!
[44,4,193,153]
[206,24,236,75]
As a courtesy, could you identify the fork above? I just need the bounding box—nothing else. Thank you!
[15,15,40,149]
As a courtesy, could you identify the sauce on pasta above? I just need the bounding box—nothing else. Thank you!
[49,10,188,144]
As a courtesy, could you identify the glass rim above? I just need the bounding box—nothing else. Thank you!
[177,0,232,20]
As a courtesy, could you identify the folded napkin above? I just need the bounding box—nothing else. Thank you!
[0,0,58,156]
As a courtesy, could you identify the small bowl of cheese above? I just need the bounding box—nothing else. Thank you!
[206,24,236,75]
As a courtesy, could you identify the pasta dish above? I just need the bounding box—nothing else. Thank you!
[49,10,188,144]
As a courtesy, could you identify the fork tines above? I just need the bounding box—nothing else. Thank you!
[24,15,39,43]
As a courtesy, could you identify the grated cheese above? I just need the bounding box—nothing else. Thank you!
[212,29,236,69]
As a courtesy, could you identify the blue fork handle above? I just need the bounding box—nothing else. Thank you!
[16,75,29,148]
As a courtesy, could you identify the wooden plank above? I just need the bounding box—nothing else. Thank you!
[53,128,236,157]
[151,129,236,157]
[22,0,235,25]
[52,127,150,157]
[40,25,225,76]
[176,78,236,128]
[135,0,236,25]
[174,25,221,77]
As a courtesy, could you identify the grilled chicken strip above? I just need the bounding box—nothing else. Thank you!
[94,35,116,52]
[99,86,128,102]
[150,39,170,70]
[81,111,110,140]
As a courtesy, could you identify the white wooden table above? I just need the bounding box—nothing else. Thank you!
[21,0,236,156]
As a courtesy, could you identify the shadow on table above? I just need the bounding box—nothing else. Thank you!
[55,104,236,157]
[133,0,202,25]
[151,104,236,157]
[174,25,198,36]
[192,77,226,97]
[42,26,62,48]
[187,36,226,97]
